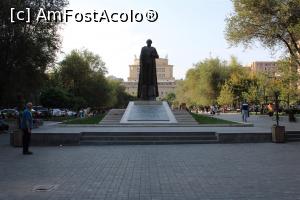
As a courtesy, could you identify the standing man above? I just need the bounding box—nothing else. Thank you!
[21,102,33,155]
[241,101,249,123]
[137,39,159,100]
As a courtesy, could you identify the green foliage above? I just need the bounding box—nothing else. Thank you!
[161,93,176,105]
[225,0,300,107]
[0,0,68,106]
[42,49,133,110]
[63,115,105,124]
[174,80,188,106]
[82,49,107,74]
[57,49,111,109]
[276,58,300,106]
[226,64,258,104]
[217,83,234,106]
[243,85,260,105]
[178,57,229,106]
[106,79,136,108]
[174,56,285,108]
[40,87,71,108]
[226,0,300,65]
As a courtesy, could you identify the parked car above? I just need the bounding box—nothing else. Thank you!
[0,109,19,119]
[60,109,67,116]
[33,106,50,118]
[50,108,64,117]
[0,120,9,131]
[64,109,77,117]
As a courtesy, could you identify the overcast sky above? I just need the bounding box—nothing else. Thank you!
[59,0,282,80]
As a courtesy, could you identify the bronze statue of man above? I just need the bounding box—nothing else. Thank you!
[137,39,159,100]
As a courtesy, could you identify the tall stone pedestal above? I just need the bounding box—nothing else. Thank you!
[120,101,177,124]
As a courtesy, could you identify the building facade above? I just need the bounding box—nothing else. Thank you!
[122,57,176,99]
[248,61,278,75]
[248,60,300,89]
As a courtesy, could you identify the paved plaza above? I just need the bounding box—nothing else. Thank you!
[1,133,300,200]
[212,113,300,130]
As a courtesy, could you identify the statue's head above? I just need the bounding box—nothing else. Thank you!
[146,39,152,47]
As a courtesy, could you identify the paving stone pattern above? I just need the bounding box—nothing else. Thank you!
[1,134,300,200]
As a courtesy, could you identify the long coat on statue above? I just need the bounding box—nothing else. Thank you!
[137,46,159,100]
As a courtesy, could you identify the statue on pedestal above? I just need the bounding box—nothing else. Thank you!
[137,39,159,100]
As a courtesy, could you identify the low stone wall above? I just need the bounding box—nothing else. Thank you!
[29,132,275,146]
[217,133,271,143]
[31,133,81,146]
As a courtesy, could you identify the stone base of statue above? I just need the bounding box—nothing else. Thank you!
[120,101,177,124]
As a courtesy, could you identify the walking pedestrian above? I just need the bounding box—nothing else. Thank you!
[241,101,249,123]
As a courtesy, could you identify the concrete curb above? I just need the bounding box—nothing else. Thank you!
[58,123,254,128]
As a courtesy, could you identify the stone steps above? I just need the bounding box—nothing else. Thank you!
[80,140,219,145]
[80,131,218,145]
[81,132,215,136]
[81,135,217,141]
[286,131,300,142]
[99,109,199,126]
[99,109,124,125]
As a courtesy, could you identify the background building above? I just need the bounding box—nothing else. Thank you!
[248,61,278,75]
[247,60,300,90]
[122,57,176,99]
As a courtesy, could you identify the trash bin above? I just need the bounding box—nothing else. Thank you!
[271,125,285,143]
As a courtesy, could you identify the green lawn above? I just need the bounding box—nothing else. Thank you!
[43,116,77,122]
[63,114,105,124]
[190,113,238,124]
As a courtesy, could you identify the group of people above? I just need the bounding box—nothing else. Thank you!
[210,105,219,115]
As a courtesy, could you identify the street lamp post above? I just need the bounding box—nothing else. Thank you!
[274,90,280,126]
[271,90,285,143]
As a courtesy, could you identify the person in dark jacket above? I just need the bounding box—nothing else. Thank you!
[241,101,249,123]
[21,102,33,155]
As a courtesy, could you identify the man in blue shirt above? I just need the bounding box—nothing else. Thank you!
[21,102,33,155]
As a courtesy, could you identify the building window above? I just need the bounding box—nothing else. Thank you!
[157,68,165,72]
[158,74,165,79]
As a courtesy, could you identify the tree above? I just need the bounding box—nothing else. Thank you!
[217,83,234,106]
[216,57,260,107]
[60,50,91,96]
[174,80,190,105]
[82,49,107,74]
[42,49,133,110]
[176,58,230,106]
[0,0,68,107]
[276,58,300,107]
[40,87,71,108]
[242,85,260,105]
[44,49,131,110]
[162,93,176,105]
[226,0,300,65]
[58,49,112,109]
[106,79,135,108]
